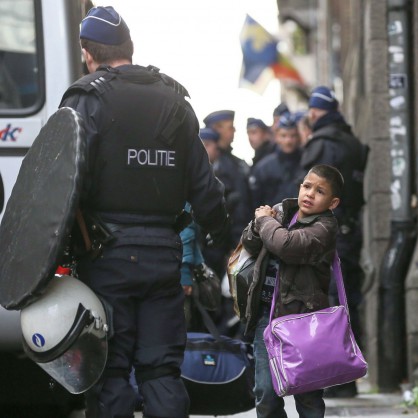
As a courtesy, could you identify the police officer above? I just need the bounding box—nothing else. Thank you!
[301,86,369,398]
[246,117,276,169]
[249,113,302,209]
[202,110,252,338]
[203,110,252,255]
[199,127,220,164]
[59,7,228,418]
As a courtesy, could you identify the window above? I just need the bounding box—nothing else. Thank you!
[0,1,43,112]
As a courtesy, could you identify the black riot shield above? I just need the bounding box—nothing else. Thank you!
[0,107,87,310]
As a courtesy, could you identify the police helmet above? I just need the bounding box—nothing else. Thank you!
[20,275,110,394]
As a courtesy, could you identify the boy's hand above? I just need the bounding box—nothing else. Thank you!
[255,205,275,218]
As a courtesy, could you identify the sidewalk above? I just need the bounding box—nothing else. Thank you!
[323,378,418,418]
[71,378,418,418]
[190,378,418,418]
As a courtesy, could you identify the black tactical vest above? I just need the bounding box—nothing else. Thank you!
[61,65,195,216]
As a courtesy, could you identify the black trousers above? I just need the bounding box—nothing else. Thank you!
[78,226,189,418]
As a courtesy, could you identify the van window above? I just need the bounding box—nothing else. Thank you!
[0,1,42,111]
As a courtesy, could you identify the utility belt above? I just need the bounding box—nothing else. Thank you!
[74,209,192,260]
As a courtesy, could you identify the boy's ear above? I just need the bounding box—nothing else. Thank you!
[329,197,340,210]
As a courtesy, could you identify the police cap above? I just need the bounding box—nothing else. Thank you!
[199,127,220,142]
[203,110,235,127]
[247,118,269,131]
[80,6,131,45]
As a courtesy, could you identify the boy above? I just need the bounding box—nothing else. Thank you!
[241,164,343,418]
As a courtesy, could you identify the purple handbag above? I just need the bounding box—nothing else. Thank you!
[263,251,368,397]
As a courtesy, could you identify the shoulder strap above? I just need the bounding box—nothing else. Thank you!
[192,291,222,341]
[59,70,115,105]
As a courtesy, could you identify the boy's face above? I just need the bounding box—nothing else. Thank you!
[298,172,340,218]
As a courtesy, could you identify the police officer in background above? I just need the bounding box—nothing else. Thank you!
[301,86,369,398]
[246,117,276,169]
[203,110,252,256]
[59,7,228,418]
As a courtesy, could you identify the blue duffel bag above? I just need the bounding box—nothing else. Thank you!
[180,293,255,416]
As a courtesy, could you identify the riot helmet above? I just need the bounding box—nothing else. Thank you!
[20,275,110,394]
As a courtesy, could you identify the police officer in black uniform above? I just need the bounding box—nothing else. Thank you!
[300,86,369,398]
[203,110,252,256]
[59,7,228,418]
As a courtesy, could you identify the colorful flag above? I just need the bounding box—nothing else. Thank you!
[239,14,304,93]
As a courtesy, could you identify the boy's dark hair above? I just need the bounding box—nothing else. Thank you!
[308,164,344,198]
[81,38,133,64]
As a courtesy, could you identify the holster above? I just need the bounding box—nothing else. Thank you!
[74,210,116,260]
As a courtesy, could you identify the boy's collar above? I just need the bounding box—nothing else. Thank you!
[281,198,335,225]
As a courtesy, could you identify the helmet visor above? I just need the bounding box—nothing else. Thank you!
[36,325,108,394]
[23,303,108,394]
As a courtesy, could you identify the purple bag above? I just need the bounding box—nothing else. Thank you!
[263,252,368,397]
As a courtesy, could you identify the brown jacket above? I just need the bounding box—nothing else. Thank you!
[241,198,338,336]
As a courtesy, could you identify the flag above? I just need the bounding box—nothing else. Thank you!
[239,14,304,93]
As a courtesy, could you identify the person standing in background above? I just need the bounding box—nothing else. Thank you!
[246,117,276,169]
[202,110,252,277]
[203,110,252,338]
[249,113,302,209]
[199,127,220,164]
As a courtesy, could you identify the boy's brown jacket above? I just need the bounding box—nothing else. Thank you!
[241,198,338,336]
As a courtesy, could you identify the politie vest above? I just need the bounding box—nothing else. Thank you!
[61,65,195,216]
[303,124,369,216]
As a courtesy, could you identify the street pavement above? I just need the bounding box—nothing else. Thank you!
[70,378,418,417]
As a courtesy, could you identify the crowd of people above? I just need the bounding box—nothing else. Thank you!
[31,5,369,418]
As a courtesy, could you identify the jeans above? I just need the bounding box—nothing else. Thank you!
[254,309,325,418]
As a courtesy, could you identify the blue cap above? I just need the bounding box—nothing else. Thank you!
[308,86,338,111]
[80,6,131,45]
[277,113,298,129]
[199,127,220,142]
[273,103,290,117]
[203,110,235,127]
[247,118,269,131]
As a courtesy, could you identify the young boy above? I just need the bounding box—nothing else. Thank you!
[241,164,343,418]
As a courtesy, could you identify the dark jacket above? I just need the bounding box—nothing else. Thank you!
[60,64,227,235]
[300,111,369,219]
[214,147,252,247]
[251,141,276,168]
[241,198,338,336]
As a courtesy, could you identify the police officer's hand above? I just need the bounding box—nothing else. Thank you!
[205,215,230,248]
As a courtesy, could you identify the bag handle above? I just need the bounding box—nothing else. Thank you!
[269,212,349,323]
[192,290,222,341]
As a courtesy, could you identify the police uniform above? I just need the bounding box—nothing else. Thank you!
[60,7,228,418]
[249,113,301,209]
[203,111,252,252]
